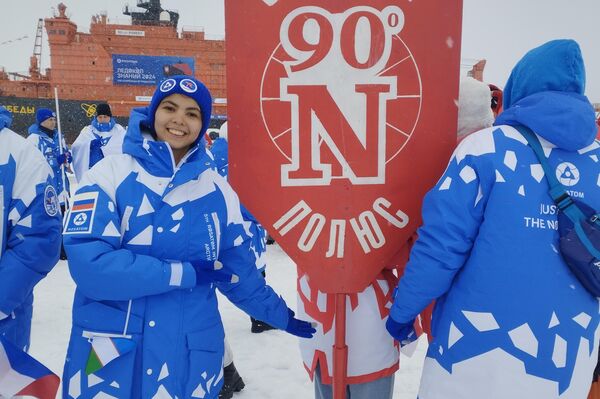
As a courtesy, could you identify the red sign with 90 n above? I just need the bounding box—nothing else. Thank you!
[226,0,463,293]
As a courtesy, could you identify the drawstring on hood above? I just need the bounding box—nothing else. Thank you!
[495,39,597,151]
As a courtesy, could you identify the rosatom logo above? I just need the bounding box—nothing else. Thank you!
[73,213,88,226]
[160,78,177,92]
[180,79,198,93]
[556,162,580,187]
[260,6,422,187]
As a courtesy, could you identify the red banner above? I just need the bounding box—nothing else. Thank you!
[226,0,463,293]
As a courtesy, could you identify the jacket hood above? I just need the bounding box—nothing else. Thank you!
[495,39,597,150]
[123,107,213,177]
[503,39,585,109]
[0,106,12,130]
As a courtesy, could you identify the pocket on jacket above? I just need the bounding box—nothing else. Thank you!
[184,321,225,398]
[63,302,142,399]
[72,301,143,334]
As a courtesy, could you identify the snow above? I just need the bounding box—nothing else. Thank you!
[29,244,427,398]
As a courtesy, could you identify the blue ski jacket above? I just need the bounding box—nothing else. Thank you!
[390,40,600,398]
[62,107,290,399]
[0,106,62,351]
[26,123,70,203]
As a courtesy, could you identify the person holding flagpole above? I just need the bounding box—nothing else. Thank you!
[61,75,315,398]
[26,108,72,208]
[27,107,72,259]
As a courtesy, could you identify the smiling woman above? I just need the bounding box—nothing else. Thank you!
[59,75,315,398]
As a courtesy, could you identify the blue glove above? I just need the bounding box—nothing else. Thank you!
[191,259,239,285]
[386,317,417,347]
[57,151,72,165]
[285,308,316,338]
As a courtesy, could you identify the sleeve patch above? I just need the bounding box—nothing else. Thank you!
[44,185,60,217]
[64,191,99,234]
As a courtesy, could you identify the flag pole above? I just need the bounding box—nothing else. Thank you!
[333,293,348,399]
[53,86,70,211]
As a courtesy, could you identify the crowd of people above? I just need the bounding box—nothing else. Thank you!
[0,38,599,399]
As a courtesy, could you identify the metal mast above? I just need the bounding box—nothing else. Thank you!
[33,18,43,70]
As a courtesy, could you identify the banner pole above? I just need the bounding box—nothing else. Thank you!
[53,86,70,210]
[333,293,348,399]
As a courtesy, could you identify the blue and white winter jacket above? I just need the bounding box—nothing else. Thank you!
[62,107,290,399]
[71,118,126,183]
[0,106,62,351]
[210,137,268,272]
[390,40,600,398]
[26,123,70,204]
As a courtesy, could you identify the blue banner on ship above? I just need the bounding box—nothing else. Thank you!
[112,54,195,85]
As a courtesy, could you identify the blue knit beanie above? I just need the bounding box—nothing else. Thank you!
[145,75,212,138]
[36,108,56,124]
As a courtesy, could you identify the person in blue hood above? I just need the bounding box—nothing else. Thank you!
[61,75,315,399]
[71,102,126,183]
[386,39,600,398]
[0,105,62,351]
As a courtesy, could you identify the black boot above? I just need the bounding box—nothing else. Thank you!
[219,362,245,399]
[251,317,276,333]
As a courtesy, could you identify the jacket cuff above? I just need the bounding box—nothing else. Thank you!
[169,262,196,289]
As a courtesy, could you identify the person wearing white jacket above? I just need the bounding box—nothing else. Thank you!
[71,103,126,183]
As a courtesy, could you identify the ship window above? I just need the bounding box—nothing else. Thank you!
[59,30,66,35]
[48,29,56,35]
[92,61,96,65]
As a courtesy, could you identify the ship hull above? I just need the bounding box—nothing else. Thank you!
[0,96,226,144]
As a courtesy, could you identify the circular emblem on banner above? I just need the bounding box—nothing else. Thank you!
[44,185,59,217]
[556,162,580,187]
[180,79,198,93]
[260,6,422,170]
[160,79,177,93]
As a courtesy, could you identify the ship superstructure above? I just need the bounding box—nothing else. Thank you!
[0,1,226,141]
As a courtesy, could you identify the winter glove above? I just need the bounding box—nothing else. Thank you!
[57,151,72,165]
[89,137,104,168]
[386,317,416,347]
[191,259,239,285]
[284,308,316,339]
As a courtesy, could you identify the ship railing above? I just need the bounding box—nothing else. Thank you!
[181,25,204,32]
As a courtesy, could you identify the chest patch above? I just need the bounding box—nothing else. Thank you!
[65,191,99,234]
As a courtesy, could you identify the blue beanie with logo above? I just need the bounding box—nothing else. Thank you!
[145,75,212,138]
[36,108,56,124]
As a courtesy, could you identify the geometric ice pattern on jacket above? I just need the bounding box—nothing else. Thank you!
[440,306,599,394]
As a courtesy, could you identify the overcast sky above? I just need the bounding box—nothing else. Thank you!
[0,0,598,103]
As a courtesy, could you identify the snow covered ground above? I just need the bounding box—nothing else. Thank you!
[29,243,426,398]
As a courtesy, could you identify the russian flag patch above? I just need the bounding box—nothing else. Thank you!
[65,192,99,234]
